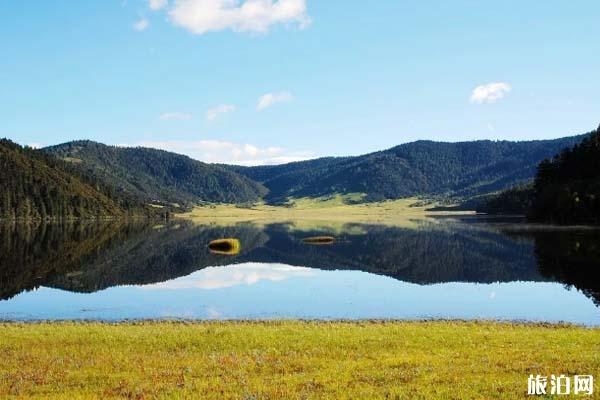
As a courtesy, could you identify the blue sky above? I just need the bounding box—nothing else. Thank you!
[1,1,599,165]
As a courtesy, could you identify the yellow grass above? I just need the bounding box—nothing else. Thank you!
[0,321,598,399]
[180,195,474,228]
[208,238,242,255]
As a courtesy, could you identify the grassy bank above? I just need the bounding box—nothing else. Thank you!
[181,195,474,227]
[1,321,598,399]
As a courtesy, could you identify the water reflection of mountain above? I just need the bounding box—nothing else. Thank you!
[0,220,598,306]
[48,223,269,293]
[0,222,142,300]
[245,222,542,284]
[532,231,600,306]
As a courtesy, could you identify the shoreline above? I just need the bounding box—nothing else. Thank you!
[0,319,597,328]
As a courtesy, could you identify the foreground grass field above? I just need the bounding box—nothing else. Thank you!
[1,321,598,399]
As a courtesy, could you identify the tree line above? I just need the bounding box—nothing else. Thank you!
[477,124,600,225]
[529,125,600,224]
[0,139,159,221]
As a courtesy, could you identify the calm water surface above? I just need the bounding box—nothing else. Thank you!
[0,217,598,324]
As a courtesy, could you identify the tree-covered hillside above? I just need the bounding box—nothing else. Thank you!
[45,141,268,207]
[466,184,534,216]
[0,140,149,220]
[530,125,600,224]
[4,130,592,220]
[232,134,587,202]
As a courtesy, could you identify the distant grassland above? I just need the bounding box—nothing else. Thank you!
[181,194,473,227]
[1,321,598,399]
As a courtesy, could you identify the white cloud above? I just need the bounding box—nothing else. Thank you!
[149,0,168,11]
[123,139,313,165]
[470,82,512,104]
[159,112,192,121]
[206,104,236,121]
[256,91,293,111]
[144,263,316,290]
[133,18,150,31]
[168,0,311,35]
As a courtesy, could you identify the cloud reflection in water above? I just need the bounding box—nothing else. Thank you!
[144,263,316,290]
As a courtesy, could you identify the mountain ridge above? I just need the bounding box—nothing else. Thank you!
[6,128,588,216]
[230,133,590,201]
[44,140,268,208]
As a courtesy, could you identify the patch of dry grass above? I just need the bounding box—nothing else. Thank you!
[180,195,474,229]
[0,321,598,399]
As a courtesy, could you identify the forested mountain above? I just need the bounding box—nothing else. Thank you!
[45,141,268,207]
[3,129,593,221]
[530,125,600,224]
[231,134,587,202]
[0,139,150,220]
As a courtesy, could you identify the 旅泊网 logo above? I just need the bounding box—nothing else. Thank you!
[528,374,594,396]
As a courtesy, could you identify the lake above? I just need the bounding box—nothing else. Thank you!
[0,217,599,325]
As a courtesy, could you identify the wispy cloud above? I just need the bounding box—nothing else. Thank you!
[121,139,313,165]
[167,0,311,35]
[159,112,192,121]
[149,0,168,11]
[144,263,316,290]
[257,91,293,111]
[470,82,512,104]
[206,104,236,121]
[133,18,150,31]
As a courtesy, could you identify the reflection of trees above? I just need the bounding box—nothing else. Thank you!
[0,221,268,299]
[1,220,599,309]
[530,230,600,306]
[244,222,543,284]
[47,223,269,293]
[0,221,144,299]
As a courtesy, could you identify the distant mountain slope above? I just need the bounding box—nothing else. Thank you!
[45,141,268,206]
[232,134,589,201]
[39,131,592,208]
[0,139,140,220]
